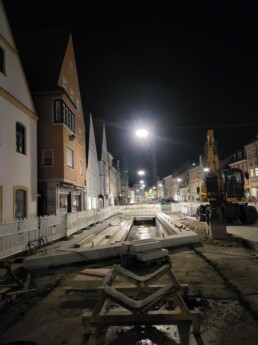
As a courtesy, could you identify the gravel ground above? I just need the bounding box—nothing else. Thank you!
[1,218,258,345]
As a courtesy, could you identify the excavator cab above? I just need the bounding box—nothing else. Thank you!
[206,175,220,199]
[223,168,245,200]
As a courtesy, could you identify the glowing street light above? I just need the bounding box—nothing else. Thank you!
[138,170,145,176]
[135,125,157,188]
[136,128,148,138]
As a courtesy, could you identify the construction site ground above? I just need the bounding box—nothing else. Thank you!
[1,218,258,345]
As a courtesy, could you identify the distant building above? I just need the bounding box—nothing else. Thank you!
[244,141,258,199]
[188,164,200,201]
[120,161,129,205]
[86,113,101,209]
[0,1,38,221]
[94,121,110,207]
[163,175,173,200]
[108,152,121,206]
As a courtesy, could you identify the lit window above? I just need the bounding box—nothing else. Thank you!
[42,150,53,166]
[0,46,5,74]
[72,194,81,211]
[66,146,74,168]
[59,193,68,210]
[15,188,27,219]
[250,169,254,177]
[16,123,26,154]
[255,168,258,177]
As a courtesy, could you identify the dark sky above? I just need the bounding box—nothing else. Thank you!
[4,0,258,185]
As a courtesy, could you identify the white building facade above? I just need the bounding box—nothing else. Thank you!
[86,114,101,210]
[0,1,38,222]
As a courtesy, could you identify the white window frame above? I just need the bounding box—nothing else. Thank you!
[42,150,54,167]
[80,160,83,176]
[66,146,74,168]
[70,88,74,101]
[63,77,67,91]
[78,128,82,146]
[16,122,26,154]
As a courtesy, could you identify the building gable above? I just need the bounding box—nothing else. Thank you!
[0,0,37,116]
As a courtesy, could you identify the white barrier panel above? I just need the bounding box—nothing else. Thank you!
[0,216,66,260]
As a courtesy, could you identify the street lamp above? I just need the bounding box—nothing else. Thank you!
[135,126,157,188]
[136,129,148,138]
[138,170,145,176]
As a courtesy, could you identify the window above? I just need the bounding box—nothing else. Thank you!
[0,46,5,74]
[80,160,83,176]
[63,78,67,91]
[54,100,62,122]
[76,99,80,111]
[70,88,74,101]
[250,169,254,178]
[15,188,27,219]
[255,168,258,177]
[59,193,68,213]
[78,128,82,145]
[72,194,81,212]
[66,146,74,168]
[42,150,53,166]
[70,61,73,74]
[54,100,75,132]
[16,123,26,154]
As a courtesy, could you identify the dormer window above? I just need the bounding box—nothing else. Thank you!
[76,99,80,111]
[63,78,67,91]
[70,61,73,74]
[70,88,74,101]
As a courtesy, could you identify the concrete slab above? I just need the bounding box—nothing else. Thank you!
[129,240,161,253]
[158,231,199,248]
[227,225,258,249]
[136,248,169,262]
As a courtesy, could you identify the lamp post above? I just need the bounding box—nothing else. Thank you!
[135,127,157,188]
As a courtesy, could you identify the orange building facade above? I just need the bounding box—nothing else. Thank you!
[36,35,86,215]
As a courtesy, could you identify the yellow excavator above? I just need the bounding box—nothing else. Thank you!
[196,129,257,225]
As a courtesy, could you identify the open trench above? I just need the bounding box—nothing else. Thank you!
[75,215,174,248]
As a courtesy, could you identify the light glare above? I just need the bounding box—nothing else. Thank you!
[136,129,148,138]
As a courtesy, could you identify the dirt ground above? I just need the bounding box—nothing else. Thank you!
[1,218,258,345]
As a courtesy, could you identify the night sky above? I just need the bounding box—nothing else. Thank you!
[3,0,258,185]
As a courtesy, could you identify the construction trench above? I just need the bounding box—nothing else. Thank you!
[1,211,258,345]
